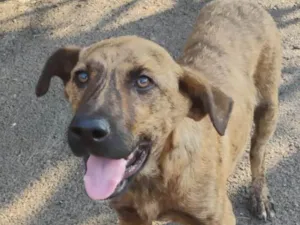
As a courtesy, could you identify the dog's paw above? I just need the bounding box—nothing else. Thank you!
[250,192,275,221]
[250,179,275,221]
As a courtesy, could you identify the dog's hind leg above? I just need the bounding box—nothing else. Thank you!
[249,42,281,221]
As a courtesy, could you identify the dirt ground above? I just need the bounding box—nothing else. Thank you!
[0,0,299,224]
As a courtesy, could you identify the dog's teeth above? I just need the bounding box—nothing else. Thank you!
[127,152,134,160]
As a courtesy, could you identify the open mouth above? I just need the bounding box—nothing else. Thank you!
[83,142,151,201]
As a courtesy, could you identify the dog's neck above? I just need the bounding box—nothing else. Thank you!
[148,118,207,187]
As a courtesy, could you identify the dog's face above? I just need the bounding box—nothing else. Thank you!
[36,36,233,201]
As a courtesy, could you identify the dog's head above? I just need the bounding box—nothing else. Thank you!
[36,36,233,200]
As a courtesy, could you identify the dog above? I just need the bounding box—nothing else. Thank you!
[35,0,282,224]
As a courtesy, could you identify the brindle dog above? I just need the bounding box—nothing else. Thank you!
[35,1,282,224]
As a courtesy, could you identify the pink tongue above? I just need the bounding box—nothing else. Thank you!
[84,155,127,200]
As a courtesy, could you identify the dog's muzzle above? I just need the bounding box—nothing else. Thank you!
[67,114,152,201]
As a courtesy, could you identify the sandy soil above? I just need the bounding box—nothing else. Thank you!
[0,0,299,224]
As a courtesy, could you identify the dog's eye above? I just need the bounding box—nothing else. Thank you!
[136,75,153,90]
[76,71,89,84]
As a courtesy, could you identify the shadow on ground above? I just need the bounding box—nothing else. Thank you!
[0,0,299,224]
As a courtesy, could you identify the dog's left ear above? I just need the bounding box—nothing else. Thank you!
[35,46,81,97]
[179,68,233,136]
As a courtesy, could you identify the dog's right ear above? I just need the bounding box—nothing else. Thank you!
[35,46,81,97]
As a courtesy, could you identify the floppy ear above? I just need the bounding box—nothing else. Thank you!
[35,46,81,97]
[179,68,233,136]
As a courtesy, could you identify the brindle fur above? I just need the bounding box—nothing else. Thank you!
[36,1,282,224]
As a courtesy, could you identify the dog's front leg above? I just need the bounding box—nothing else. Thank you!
[187,195,236,225]
[119,219,151,225]
[116,207,151,225]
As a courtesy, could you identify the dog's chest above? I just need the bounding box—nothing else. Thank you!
[131,182,196,223]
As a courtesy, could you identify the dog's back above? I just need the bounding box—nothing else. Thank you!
[180,0,281,100]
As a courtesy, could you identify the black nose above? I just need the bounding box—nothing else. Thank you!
[67,115,131,159]
[69,116,110,142]
[68,116,111,157]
